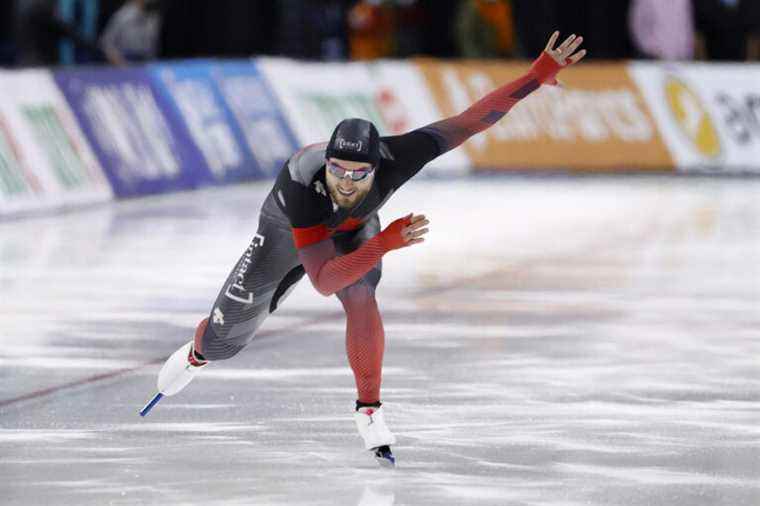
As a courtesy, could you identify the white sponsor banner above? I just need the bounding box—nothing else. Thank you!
[0,70,112,216]
[630,62,760,174]
[256,58,470,176]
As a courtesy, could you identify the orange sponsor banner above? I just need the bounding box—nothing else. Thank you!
[414,59,674,172]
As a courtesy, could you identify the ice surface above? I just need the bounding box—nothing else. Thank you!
[1,175,758,505]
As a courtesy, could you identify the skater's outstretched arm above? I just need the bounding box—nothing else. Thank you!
[382,31,587,188]
[298,214,429,296]
[420,31,586,155]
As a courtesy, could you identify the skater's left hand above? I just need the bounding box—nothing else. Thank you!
[544,31,587,67]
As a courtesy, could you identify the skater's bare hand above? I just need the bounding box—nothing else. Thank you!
[544,31,587,66]
[402,214,429,246]
[379,213,430,251]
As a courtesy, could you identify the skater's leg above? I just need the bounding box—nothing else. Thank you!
[196,263,304,361]
[333,216,395,463]
[336,281,384,404]
[338,279,396,459]
[197,220,301,361]
[333,215,384,404]
[152,217,299,405]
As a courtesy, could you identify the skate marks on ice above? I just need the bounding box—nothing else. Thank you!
[1,177,759,505]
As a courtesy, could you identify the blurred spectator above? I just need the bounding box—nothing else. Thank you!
[348,0,395,60]
[58,0,99,64]
[98,0,127,31]
[694,0,760,60]
[16,0,104,66]
[10,0,758,66]
[100,0,161,65]
[456,0,516,59]
[629,0,694,60]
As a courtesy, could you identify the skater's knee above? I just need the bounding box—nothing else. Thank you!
[337,281,376,309]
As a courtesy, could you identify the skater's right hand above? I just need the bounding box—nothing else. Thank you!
[379,213,430,251]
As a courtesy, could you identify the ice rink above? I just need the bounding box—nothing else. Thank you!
[1,175,758,506]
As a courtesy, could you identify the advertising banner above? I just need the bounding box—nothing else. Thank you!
[630,63,760,174]
[0,70,111,216]
[54,67,212,197]
[256,58,470,175]
[209,61,299,177]
[414,59,674,172]
[149,60,266,183]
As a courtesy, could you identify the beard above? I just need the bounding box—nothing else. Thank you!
[328,183,368,209]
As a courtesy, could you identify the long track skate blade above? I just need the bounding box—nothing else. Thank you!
[139,392,164,417]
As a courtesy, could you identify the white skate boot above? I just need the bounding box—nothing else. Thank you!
[354,405,397,467]
[139,341,208,416]
[157,340,208,395]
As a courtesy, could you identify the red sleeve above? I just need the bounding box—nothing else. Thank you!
[419,52,563,154]
[296,215,412,296]
[297,237,386,296]
[292,224,330,249]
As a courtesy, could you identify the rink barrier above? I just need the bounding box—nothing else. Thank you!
[0,69,112,216]
[54,61,298,199]
[630,63,760,175]
[2,59,759,217]
[255,57,471,176]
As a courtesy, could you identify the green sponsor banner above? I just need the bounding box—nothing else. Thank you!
[0,127,32,198]
[22,104,91,190]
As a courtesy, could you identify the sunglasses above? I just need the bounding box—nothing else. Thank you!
[326,160,375,182]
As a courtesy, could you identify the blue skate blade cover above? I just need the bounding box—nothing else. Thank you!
[139,392,164,417]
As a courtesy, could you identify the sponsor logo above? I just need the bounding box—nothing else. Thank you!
[664,76,721,158]
[336,137,363,152]
[0,116,36,197]
[22,105,95,189]
[295,92,387,136]
[224,233,265,304]
[439,69,656,148]
[313,180,327,197]
[212,307,225,326]
[81,83,181,179]
[715,92,760,147]
[164,77,243,177]
[376,88,409,133]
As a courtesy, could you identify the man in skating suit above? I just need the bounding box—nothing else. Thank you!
[152,32,586,466]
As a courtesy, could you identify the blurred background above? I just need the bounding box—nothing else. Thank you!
[2,0,759,67]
